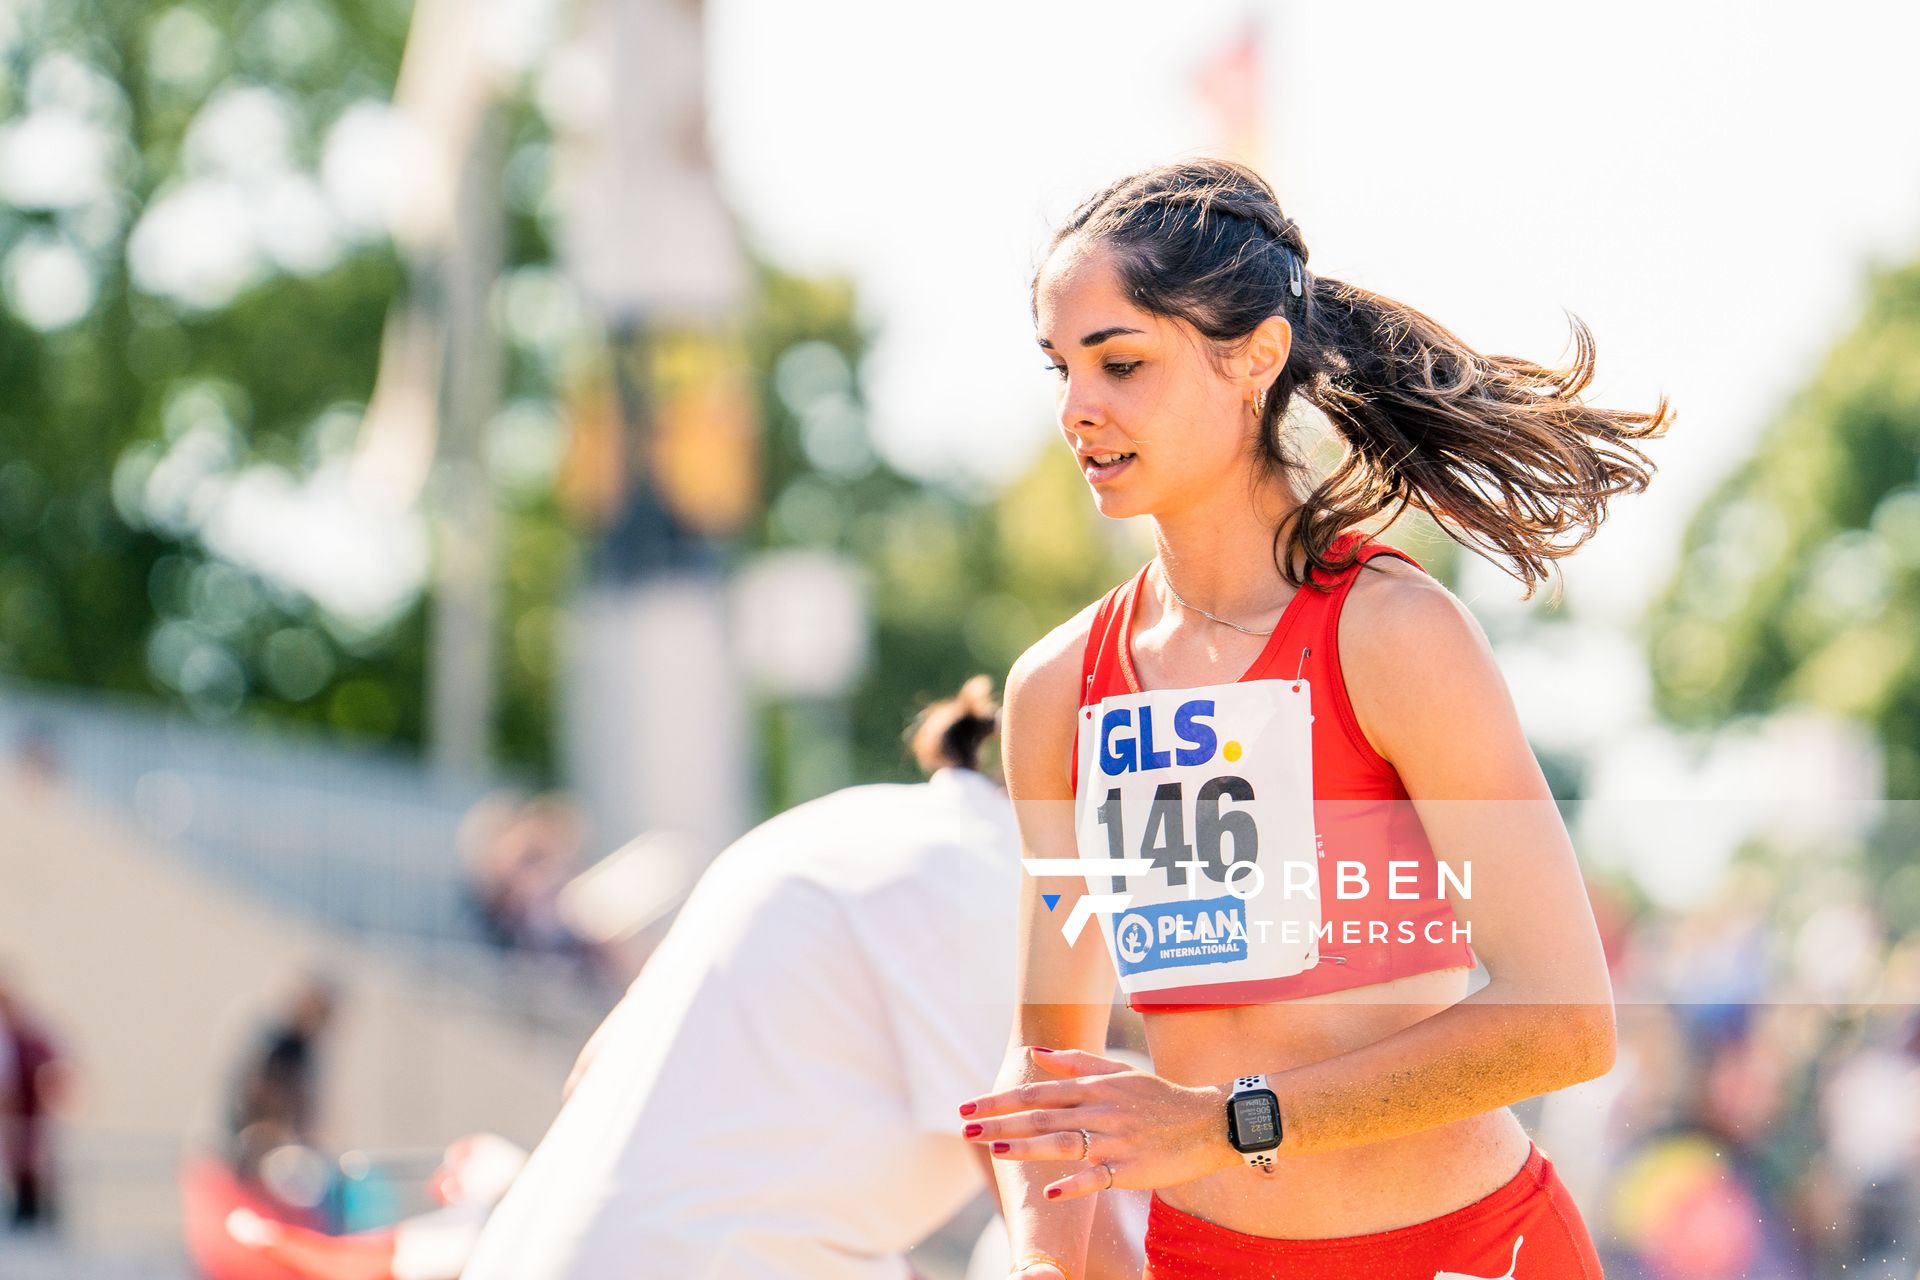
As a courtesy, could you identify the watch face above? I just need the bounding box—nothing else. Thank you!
[1230,1092,1281,1150]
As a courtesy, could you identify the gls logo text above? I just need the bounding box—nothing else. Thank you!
[1099,699,1218,775]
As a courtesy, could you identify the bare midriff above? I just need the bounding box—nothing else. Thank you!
[1142,965,1533,1239]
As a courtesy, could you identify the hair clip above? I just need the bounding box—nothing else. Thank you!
[1286,250,1303,298]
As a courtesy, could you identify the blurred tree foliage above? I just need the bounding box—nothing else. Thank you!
[0,0,612,777]
[0,0,1141,801]
[0,0,432,742]
[1647,259,1920,795]
[1643,250,1920,932]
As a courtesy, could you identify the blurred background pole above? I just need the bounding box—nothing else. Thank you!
[353,0,509,779]
[554,0,754,860]
[427,107,505,780]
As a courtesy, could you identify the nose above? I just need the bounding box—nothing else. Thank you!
[1056,375,1105,439]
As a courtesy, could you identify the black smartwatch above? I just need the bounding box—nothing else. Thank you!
[1226,1074,1282,1171]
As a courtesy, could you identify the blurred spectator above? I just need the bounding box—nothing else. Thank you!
[0,967,68,1230]
[458,793,590,958]
[1805,1011,1920,1277]
[10,721,61,789]
[1599,1006,1806,1279]
[227,975,340,1187]
[1577,862,1920,1279]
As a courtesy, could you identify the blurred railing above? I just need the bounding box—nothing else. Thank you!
[0,681,496,939]
[0,680,615,1035]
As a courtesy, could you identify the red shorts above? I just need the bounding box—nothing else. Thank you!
[1144,1142,1603,1279]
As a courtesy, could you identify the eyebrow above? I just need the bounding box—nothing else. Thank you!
[1035,326,1145,350]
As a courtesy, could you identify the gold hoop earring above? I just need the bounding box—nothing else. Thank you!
[1254,388,1268,416]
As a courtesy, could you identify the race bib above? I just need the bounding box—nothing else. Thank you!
[1074,680,1319,996]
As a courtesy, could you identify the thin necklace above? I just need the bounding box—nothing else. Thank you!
[1154,560,1277,637]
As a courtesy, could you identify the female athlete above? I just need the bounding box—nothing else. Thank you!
[959,159,1672,1278]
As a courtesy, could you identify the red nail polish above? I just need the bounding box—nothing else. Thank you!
[1032,1046,1055,1053]
[992,1141,1010,1154]
[1045,1187,1061,1199]
[958,1102,976,1116]
[963,1123,982,1138]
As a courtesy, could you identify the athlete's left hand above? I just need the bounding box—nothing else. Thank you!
[958,1046,1240,1201]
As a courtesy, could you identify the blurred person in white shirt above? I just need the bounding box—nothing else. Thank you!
[461,677,1146,1280]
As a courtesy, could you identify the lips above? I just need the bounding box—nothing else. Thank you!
[1082,451,1136,483]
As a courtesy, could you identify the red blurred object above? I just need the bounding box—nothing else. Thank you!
[177,1136,525,1280]
[228,1216,397,1280]
[179,1156,326,1280]
[180,1154,400,1280]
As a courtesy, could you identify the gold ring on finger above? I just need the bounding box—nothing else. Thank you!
[1075,1128,1092,1161]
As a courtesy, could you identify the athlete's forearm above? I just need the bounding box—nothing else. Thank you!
[992,1007,1109,1273]
[1258,996,1615,1157]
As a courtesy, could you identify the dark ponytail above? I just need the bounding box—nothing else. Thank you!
[1038,158,1674,598]
[905,675,1000,775]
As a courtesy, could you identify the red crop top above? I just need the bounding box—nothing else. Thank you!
[1070,531,1476,1012]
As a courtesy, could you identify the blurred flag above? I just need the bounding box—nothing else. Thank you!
[647,331,758,538]
[1194,20,1264,165]
[556,364,625,529]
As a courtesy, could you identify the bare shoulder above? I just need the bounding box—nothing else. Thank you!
[1338,552,1512,764]
[1341,553,1495,678]
[1001,597,1103,800]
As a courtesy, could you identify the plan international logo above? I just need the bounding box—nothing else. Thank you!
[1112,896,1250,977]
